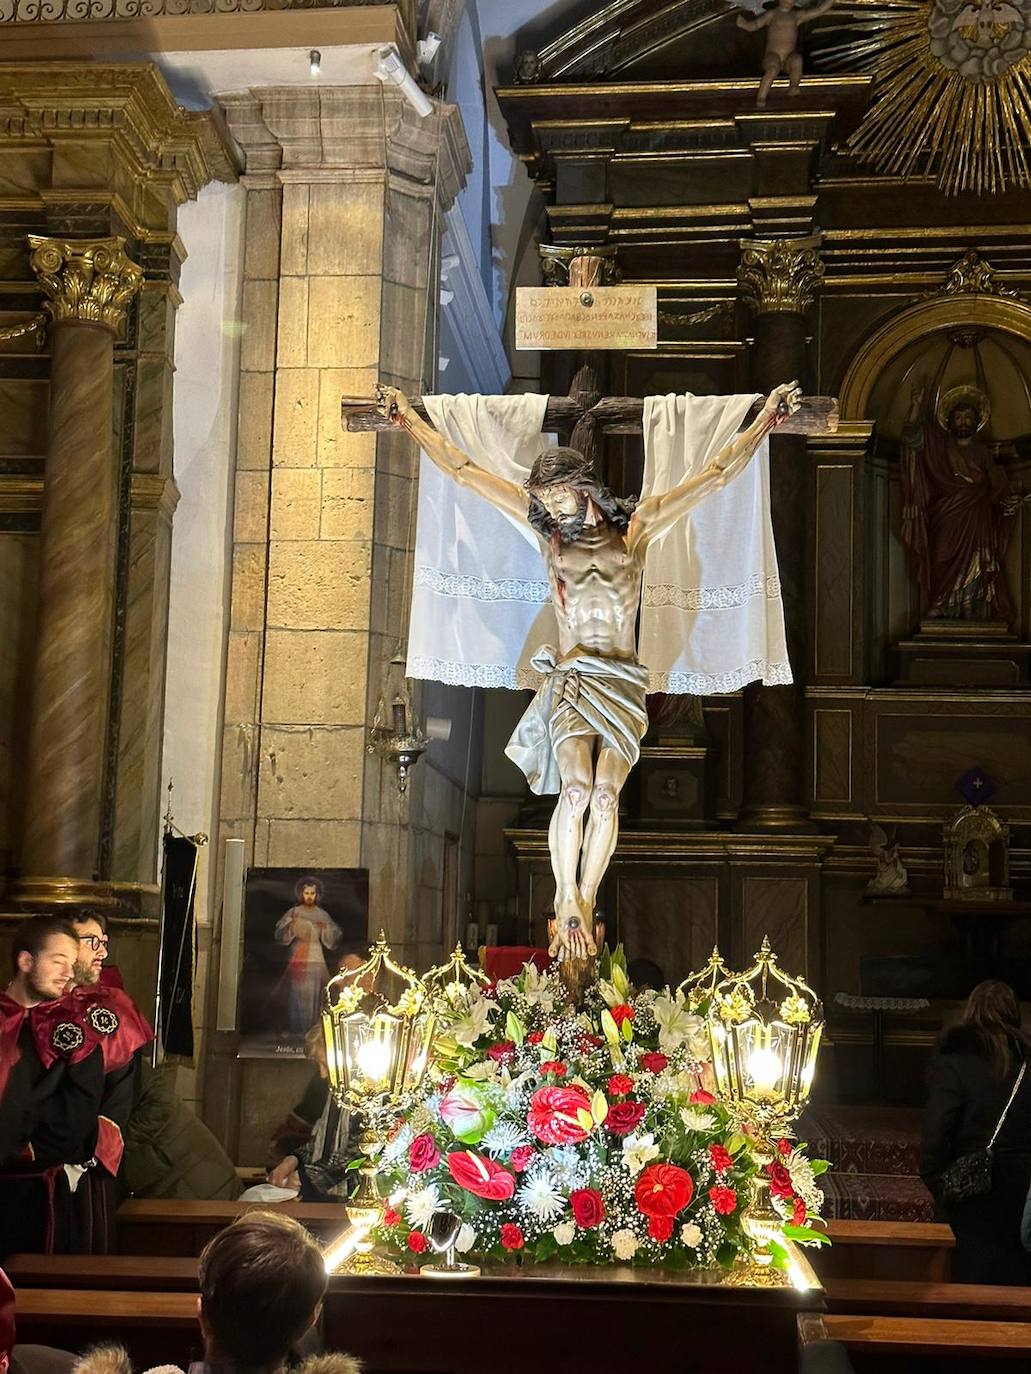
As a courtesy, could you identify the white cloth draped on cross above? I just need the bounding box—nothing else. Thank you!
[405,392,791,696]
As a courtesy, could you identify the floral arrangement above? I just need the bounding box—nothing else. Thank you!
[370,952,828,1269]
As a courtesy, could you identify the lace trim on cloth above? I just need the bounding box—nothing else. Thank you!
[643,572,782,612]
[408,656,543,690]
[649,659,793,695]
[415,567,551,604]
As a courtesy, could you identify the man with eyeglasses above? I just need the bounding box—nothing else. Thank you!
[65,908,152,1252]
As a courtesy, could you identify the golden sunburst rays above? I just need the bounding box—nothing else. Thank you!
[813,0,1031,195]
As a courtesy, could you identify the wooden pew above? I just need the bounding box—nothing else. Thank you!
[4,1254,199,1291]
[12,1289,200,1370]
[815,1219,953,1281]
[818,1313,1031,1370]
[824,1276,1031,1322]
[115,1198,348,1255]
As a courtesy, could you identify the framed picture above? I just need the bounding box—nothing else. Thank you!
[238,866,369,1057]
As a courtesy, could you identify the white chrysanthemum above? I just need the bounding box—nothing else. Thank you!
[518,1172,565,1222]
[552,1221,576,1246]
[785,1149,816,1196]
[680,1106,716,1133]
[611,1228,639,1260]
[680,1222,702,1248]
[455,1223,476,1253]
[405,1183,441,1229]
[621,1131,660,1177]
[481,1120,525,1157]
[381,1122,412,1165]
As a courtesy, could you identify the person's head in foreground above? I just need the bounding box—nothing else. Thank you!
[198,1212,327,1370]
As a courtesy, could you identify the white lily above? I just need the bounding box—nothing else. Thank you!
[452,991,498,1048]
[652,992,707,1055]
[621,1131,660,1177]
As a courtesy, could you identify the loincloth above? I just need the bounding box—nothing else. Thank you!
[505,646,650,796]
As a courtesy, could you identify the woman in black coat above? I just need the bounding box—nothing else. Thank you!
[920,980,1031,1285]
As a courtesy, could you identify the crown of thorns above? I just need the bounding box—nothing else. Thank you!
[524,447,597,490]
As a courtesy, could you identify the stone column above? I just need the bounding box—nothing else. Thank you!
[15,237,143,905]
[737,236,822,830]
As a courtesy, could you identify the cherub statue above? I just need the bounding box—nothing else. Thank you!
[735,0,836,108]
[866,824,909,897]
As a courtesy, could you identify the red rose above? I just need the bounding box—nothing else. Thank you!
[639,1052,668,1073]
[408,1132,441,1173]
[611,1004,635,1027]
[487,1041,516,1063]
[690,1089,716,1105]
[792,1197,807,1226]
[407,1231,428,1253]
[579,1034,604,1051]
[540,1060,568,1077]
[605,1100,647,1136]
[510,1144,535,1173]
[607,1073,634,1097]
[709,1185,737,1216]
[777,1137,793,1157]
[527,1085,593,1145]
[526,1031,544,1045]
[500,1223,524,1251]
[446,1150,516,1200]
[636,1163,694,1219]
[382,1208,401,1227]
[767,1162,793,1201]
[708,1144,733,1174]
[648,1215,674,1244]
[570,1188,605,1229]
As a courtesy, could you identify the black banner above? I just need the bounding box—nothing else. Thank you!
[159,834,198,1058]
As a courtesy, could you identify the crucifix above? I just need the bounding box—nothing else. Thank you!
[341,378,837,979]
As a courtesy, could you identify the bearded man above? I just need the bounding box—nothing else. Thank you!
[380,380,801,960]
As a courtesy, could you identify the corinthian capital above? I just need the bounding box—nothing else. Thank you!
[28,236,144,333]
[738,235,823,316]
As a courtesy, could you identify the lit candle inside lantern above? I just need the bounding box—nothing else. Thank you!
[747,1046,782,1095]
[357,1037,391,1083]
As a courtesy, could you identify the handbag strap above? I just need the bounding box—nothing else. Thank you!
[988,1060,1027,1151]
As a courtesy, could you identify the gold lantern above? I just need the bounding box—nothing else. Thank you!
[704,936,823,1282]
[322,933,435,1274]
[423,944,490,1023]
[678,944,731,1012]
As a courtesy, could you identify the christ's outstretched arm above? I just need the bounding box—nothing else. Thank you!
[379,384,531,530]
[628,381,801,555]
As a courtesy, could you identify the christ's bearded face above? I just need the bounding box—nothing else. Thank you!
[948,405,978,439]
[301,884,318,906]
[530,483,590,541]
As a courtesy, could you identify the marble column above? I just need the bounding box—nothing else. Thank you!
[737,236,822,831]
[15,236,143,906]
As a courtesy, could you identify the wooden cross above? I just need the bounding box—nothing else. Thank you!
[342,390,838,441]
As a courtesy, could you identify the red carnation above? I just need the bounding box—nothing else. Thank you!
[605,1100,647,1136]
[635,1163,694,1219]
[690,1089,716,1105]
[708,1144,733,1174]
[792,1197,807,1226]
[408,1132,440,1173]
[510,1144,535,1173]
[639,1052,668,1074]
[768,1162,794,1201]
[382,1208,401,1227]
[407,1231,428,1254]
[487,1041,516,1063]
[611,1004,635,1027]
[540,1060,568,1077]
[579,1034,604,1051]
[607,1073,634,1097]
[709,1185,737,1215]
[500,1223,524,1251]
[527,1085,593,1145]
[446,1150,516,1200]
[777,1137,793,1157]
[648,1215,674,1244]
[570,1188,605,1229]
[526,1031,544,1045]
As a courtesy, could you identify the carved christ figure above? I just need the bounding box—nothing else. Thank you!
[379,382,801,962]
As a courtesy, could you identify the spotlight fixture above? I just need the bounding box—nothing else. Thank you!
[373,43,434,119]
[309,49,321,77]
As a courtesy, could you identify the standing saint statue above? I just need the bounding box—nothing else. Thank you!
[378,381,801,961]
[901,381,1021,622]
